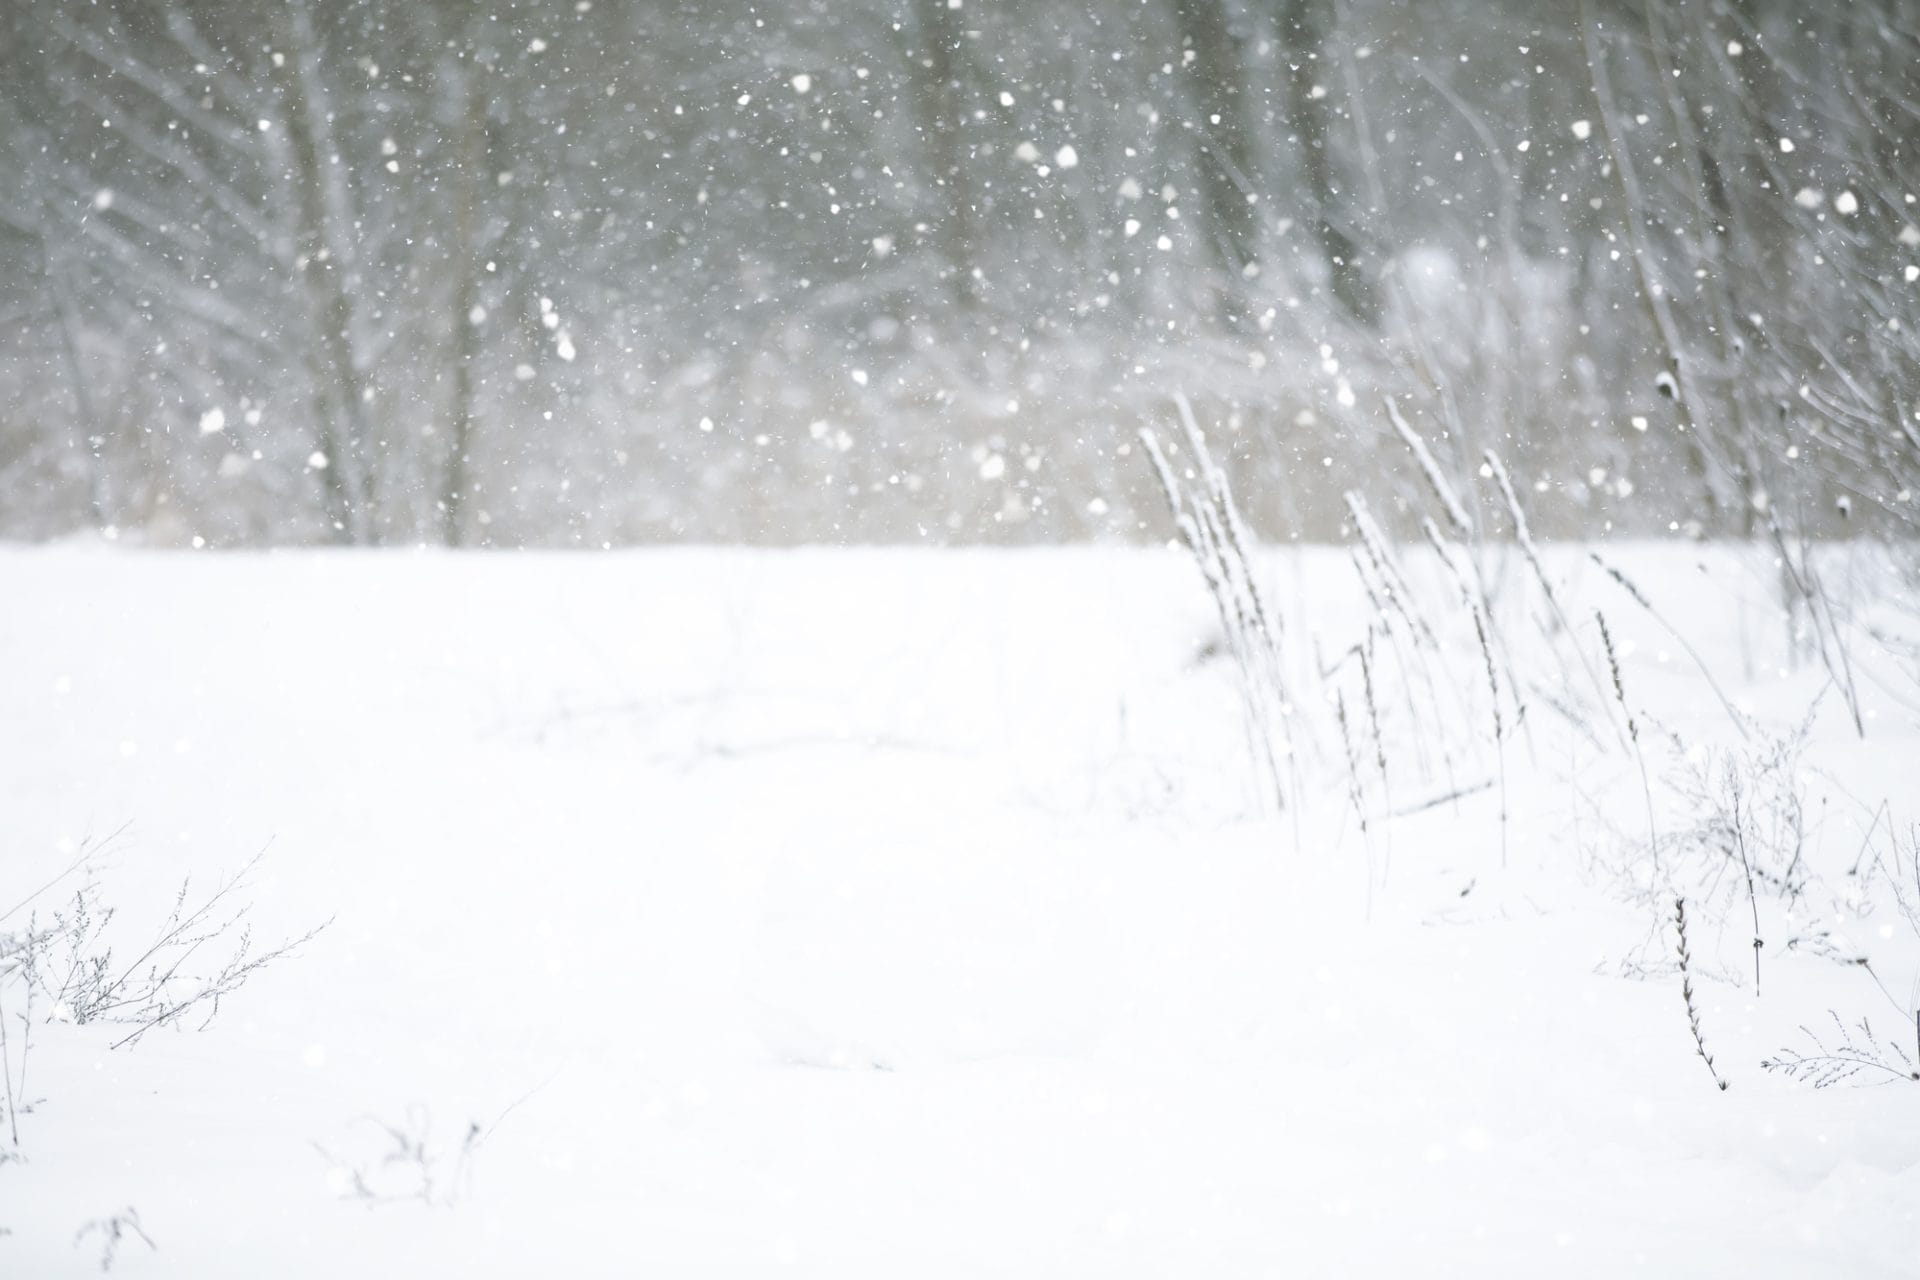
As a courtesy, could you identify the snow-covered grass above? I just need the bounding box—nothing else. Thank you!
[2,543,1918,1276]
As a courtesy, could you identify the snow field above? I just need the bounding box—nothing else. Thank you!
[2,545,1917,1276]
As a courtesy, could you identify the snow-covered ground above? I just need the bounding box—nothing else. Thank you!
[3,544,1918,1276]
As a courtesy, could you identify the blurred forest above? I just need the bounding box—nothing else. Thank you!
[0,0,1914,546]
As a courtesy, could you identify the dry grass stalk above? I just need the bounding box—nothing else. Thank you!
[1471,603,1509,868]
[1590,552,1752,739]
[1385,397,1474,536]
[1482,450,1625,749]
[1723,768,1765,996]
[1141,399,1295,813]
[1597,608,1661,881]
[1674,896,1729,1090]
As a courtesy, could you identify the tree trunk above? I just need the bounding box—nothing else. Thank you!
[279,0,374,544]
[1580,0,1721,523]
[1172,0,1261,322]
[439,62,487,548]
[1276,0,1378,327]
[908,0,979,313]
[44,239,110,527]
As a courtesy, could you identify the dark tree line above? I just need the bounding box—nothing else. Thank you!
[0,0,1913,545]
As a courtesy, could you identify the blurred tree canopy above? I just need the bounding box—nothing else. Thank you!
[0,0,1913,545]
